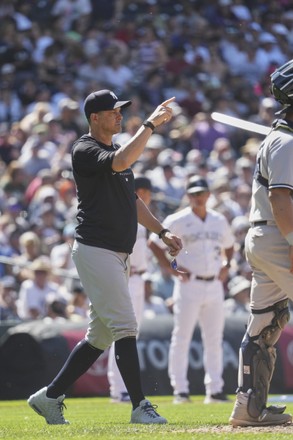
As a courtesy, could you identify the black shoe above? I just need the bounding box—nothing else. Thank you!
[204,392,231,404]
[111,392,131,403]
[173,393,191,404]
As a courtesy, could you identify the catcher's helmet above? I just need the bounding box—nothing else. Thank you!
[270,59,293,106]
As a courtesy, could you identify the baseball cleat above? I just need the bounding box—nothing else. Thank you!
[173,393,192,404]
[204,392,231,404]
[28,387,69,425]
[229,392,292,427]
[130,399,167,424]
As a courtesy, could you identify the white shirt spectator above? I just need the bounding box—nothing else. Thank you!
[17,278,61,320]
[101,57,134,93]
[17,256,65,320]
[255,33,287,75]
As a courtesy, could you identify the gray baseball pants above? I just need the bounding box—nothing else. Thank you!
[71,240,138,350]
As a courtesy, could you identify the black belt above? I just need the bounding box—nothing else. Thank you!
[250,221,268,227]
[195,275,215,281]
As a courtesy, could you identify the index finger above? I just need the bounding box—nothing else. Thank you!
[161,96,176,107]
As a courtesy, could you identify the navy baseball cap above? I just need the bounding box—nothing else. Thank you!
[186,176,209,194]
[134,176,152,191]
[84,89,132,119]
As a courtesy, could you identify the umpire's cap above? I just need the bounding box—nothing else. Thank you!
[84,89,132,120]
[186,175,209,194]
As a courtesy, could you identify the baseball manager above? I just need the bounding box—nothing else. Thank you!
[28,89,182,425]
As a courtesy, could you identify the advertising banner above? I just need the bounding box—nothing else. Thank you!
[0,315,292,399]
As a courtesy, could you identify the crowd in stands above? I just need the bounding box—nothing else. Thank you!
[0,0,293,322]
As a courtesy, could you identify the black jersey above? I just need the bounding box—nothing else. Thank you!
[71,135,137,253]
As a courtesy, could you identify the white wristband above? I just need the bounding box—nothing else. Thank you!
[285,232,293,245]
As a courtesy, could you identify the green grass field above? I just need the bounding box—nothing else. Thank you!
[0,395,292,440]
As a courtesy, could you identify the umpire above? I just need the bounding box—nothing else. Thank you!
[28,89,182,425]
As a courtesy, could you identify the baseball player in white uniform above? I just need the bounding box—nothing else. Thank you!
[149,175,234,404]
[229,60,293,427]
[107,176,152,402]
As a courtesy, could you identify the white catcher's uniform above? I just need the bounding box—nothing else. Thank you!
[150,206,235,396]
[107,223,148,398]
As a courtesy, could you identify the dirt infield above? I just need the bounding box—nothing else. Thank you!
[178,424,293,434]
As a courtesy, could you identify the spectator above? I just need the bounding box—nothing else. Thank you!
[18,134,51,180]
[0,121,21,165]
[24,168,54,206]
[66,284,89,321]
[146,148,185,205]
[44,293,68,322]
[0,275,20,322]
[14,231,42,283]
[230,215,250,269]
[143,272,171,319]
[137,133,166,175]
[56,97,83,138]
[208,137,234,171]
[255,33,287,77]
[249,96,278,133]
[55,178,77,223]
[101,52,134,95]
[133,25,168,80]
[1,196,29,231]
[224,275,251,316]
[0,160,28,200]
[27,184,65,233]
[186,112,229,158]
[19,102,52,136]
[76,50,105,94]
[147,266,174,302]
[0,224,23,274]
[139,69,166,110]
[164,46,191,83]
[33,203,62,254]
[232,182,252,215]
[51,0,92,33]
[0,84,23,125]
[17,255,66,320]
[234,157,254,186]
[50,222,78,290]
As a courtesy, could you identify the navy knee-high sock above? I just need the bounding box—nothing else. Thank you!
[46,339,103,398]
[115,337,145,409]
